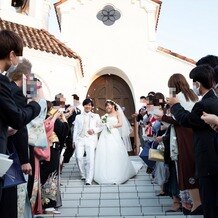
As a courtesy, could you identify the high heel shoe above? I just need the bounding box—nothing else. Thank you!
[189,205,203,215]
[182,207,191,215]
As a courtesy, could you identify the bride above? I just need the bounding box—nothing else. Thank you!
[94,99,142,184]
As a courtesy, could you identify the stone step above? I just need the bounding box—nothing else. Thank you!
[34,156,204,218]
[35,215,203,218]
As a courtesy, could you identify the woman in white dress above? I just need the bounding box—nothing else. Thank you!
[94,100,142,184]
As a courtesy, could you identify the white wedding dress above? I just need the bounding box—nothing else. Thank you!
[94,116,142,184]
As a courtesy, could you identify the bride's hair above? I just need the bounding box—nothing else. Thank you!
[105,99,118,111]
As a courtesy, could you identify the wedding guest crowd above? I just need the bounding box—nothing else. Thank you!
[137,55,218,218]
[1,29,218,218]
[0,30,41,218]
[0,30,80,217]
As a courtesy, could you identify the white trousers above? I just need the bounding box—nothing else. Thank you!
[75,137,96,183]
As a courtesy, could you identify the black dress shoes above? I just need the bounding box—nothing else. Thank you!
[85,182,91,185]
[81,176,86,181]
[156,192,167,196]
[146,167,153,174]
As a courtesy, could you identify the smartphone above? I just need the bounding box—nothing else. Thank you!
[26,73,37,99]
[169,87,176,97]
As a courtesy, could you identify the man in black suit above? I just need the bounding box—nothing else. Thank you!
[0,30,40,218]
[63,94,81,163]
[167,65,218,218]
[7,58,33,176]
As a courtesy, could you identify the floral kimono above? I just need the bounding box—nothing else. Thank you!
[30,118,54,214]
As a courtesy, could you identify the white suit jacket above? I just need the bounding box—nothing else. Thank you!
[73,112,102,144]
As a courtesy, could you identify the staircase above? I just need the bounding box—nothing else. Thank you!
[35,156,203,218]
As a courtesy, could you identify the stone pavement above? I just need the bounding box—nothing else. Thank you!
[35,156,203,218]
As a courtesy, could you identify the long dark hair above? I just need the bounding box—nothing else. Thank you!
[168,73,198,102]
[153,92,166,109]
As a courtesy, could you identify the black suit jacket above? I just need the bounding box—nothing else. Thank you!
[54,119,69,150]
[0,74,40,154]
[67,107,81,128]
[65,107,81,144]
[7,82,29,164]
[171,89,218,178]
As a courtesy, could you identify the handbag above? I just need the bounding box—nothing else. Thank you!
[139,141,156,168]
[148,148,164,162]
[3,152,26,188]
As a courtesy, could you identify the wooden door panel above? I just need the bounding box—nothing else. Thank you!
[87,75,134,122]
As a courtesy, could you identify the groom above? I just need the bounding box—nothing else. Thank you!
[73,98,102,185]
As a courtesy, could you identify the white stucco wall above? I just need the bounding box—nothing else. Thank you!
[0,0,82,104]
[23,48,81,104]
[0,0,50,29]
[57,0,195,107]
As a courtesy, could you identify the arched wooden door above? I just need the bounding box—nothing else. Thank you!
[87,74,135,123]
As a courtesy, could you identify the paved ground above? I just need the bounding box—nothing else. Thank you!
[35,156,203,218]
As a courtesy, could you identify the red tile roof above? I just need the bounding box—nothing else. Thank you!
[0,18,83,75]
[157,46,196,64]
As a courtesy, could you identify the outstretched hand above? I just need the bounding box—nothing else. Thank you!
[87,129,95,135]
[201,112,218,132]
[7,127,17,136]
[201,112,218,125]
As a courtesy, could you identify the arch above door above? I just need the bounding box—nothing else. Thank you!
[87,74,135,123]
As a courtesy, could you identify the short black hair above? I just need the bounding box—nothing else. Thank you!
[140,96,146,99]
[55,93,64,99]
[146,95,154,105]
[147,91,155,96]
[0,30,23,59]
[72,94,79,100]
[82,98,94,107]
[196,55,218,68]
[189,65,215,89]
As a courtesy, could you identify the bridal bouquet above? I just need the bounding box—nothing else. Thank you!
[101,114,111,133]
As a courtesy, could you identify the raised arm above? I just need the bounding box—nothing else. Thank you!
[0,76,40,129]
